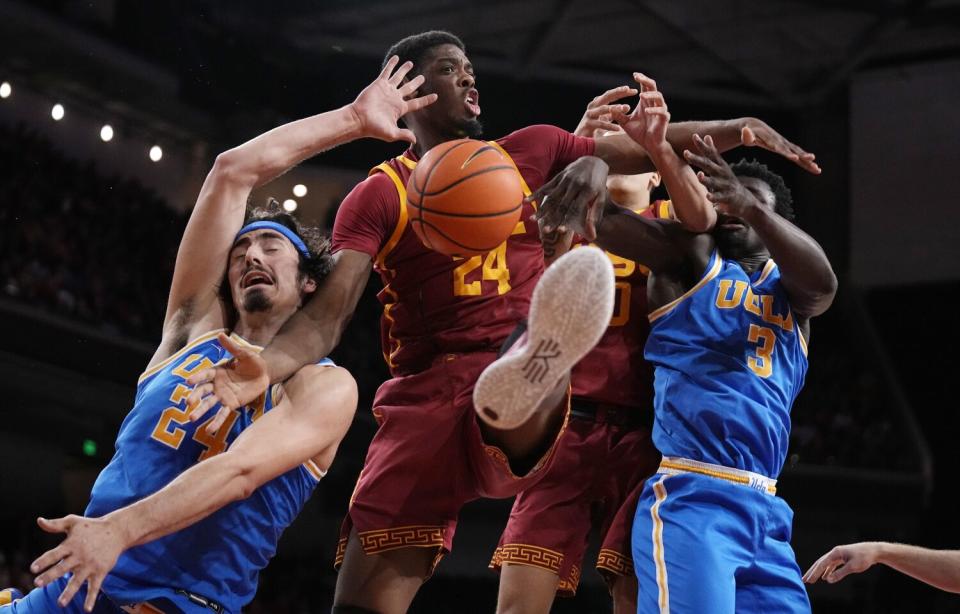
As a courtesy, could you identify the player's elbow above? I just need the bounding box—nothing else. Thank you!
[796,274,838,320]
[210,150,256,188]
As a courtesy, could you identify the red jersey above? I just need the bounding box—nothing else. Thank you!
[333,125,595,376]
[571,200,673,408]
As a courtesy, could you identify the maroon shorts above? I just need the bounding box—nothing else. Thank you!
[335,350,569,570]
[489,405,660,596]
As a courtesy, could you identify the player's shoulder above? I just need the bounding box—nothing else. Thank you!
[496,124,570,148]
[275,362,357,421]
[345,169,399,201]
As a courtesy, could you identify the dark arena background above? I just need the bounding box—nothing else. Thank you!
[2,1,959,612]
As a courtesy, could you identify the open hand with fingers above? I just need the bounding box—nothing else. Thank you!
[803,542,881,585]
[349,55,438,144]
[740,118,821,174]
[609,73,672,155]
[531,156,610,241]
[186,333,269,435]
[683,134,758,219]
[30,515,128,612]
[573,85,637,137]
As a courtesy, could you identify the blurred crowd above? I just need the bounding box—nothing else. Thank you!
[0,123,184,339]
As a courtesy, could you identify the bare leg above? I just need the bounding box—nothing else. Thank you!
[332,528,437,614]
[610,573,639,614]
[496,563,561,614]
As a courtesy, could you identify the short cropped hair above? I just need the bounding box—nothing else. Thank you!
[730,159,795,222]
[382,30,466,74]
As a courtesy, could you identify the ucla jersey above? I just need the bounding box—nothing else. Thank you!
[86,329,332,613]
[644,251,808,479]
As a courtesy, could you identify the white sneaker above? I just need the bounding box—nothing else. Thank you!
[474,246,615,429]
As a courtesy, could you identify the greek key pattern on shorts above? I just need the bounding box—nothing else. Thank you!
[557,563,582,596]
[359,525,447,553]
[596,548,635,576]
[489,543,563,573]
[334,527,447,571]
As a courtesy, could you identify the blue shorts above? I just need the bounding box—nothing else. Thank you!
[0,577,122,614]
[632,471,811,614]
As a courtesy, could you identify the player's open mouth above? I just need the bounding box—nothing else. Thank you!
[465,90,480,116]
[241,270,274,289]
[716,215,746,230]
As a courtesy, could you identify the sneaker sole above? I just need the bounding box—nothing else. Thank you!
[474,246,615,429]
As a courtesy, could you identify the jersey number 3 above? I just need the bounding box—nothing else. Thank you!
[747,324,776,378]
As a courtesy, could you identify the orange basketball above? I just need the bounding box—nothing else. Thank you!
[406,139,524,257]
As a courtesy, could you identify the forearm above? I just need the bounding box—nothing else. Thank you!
[742,205,837,316]
[541,228,575,266]
[106,453,251,549]
[877,543,960,593]
[262,309,345,383]
[216,105,365,189]
[593,199,679,272]
[666,119,745,155]
[648,145,714,232]
[262,251,370,384]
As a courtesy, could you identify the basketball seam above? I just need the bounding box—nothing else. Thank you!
[415,164,518,196]
[412,216,506,253]
[409,200,523,218]
[414,140,473,210]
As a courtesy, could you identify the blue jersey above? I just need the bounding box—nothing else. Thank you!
[86,329,331,613]
[644,251,808,479]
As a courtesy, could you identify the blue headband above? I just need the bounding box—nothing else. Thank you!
[235,221,311,258]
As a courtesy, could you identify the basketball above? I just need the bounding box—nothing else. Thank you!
[406,139,524,257]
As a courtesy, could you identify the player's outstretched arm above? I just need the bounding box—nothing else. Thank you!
[610,73,714,233]
[30,337,357,611]
[665,117,821,175]
[804,542,960,593]
[684,134,837,320]
[591,73,819,176]
[158,56,435,351]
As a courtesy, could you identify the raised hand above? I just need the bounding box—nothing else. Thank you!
[683,134,758,219]
[186,333,269,434]
[531,156,610,241]
[573,85,637,137]
[349,55,438,144]
[610,73,671,154]
[803,543,881,584]
[31,515,127,612]
[740,118,821,174]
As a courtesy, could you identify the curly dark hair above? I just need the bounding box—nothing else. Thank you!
[218,197,333,310]
[382,30,466,74]
[730,159,795,222]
